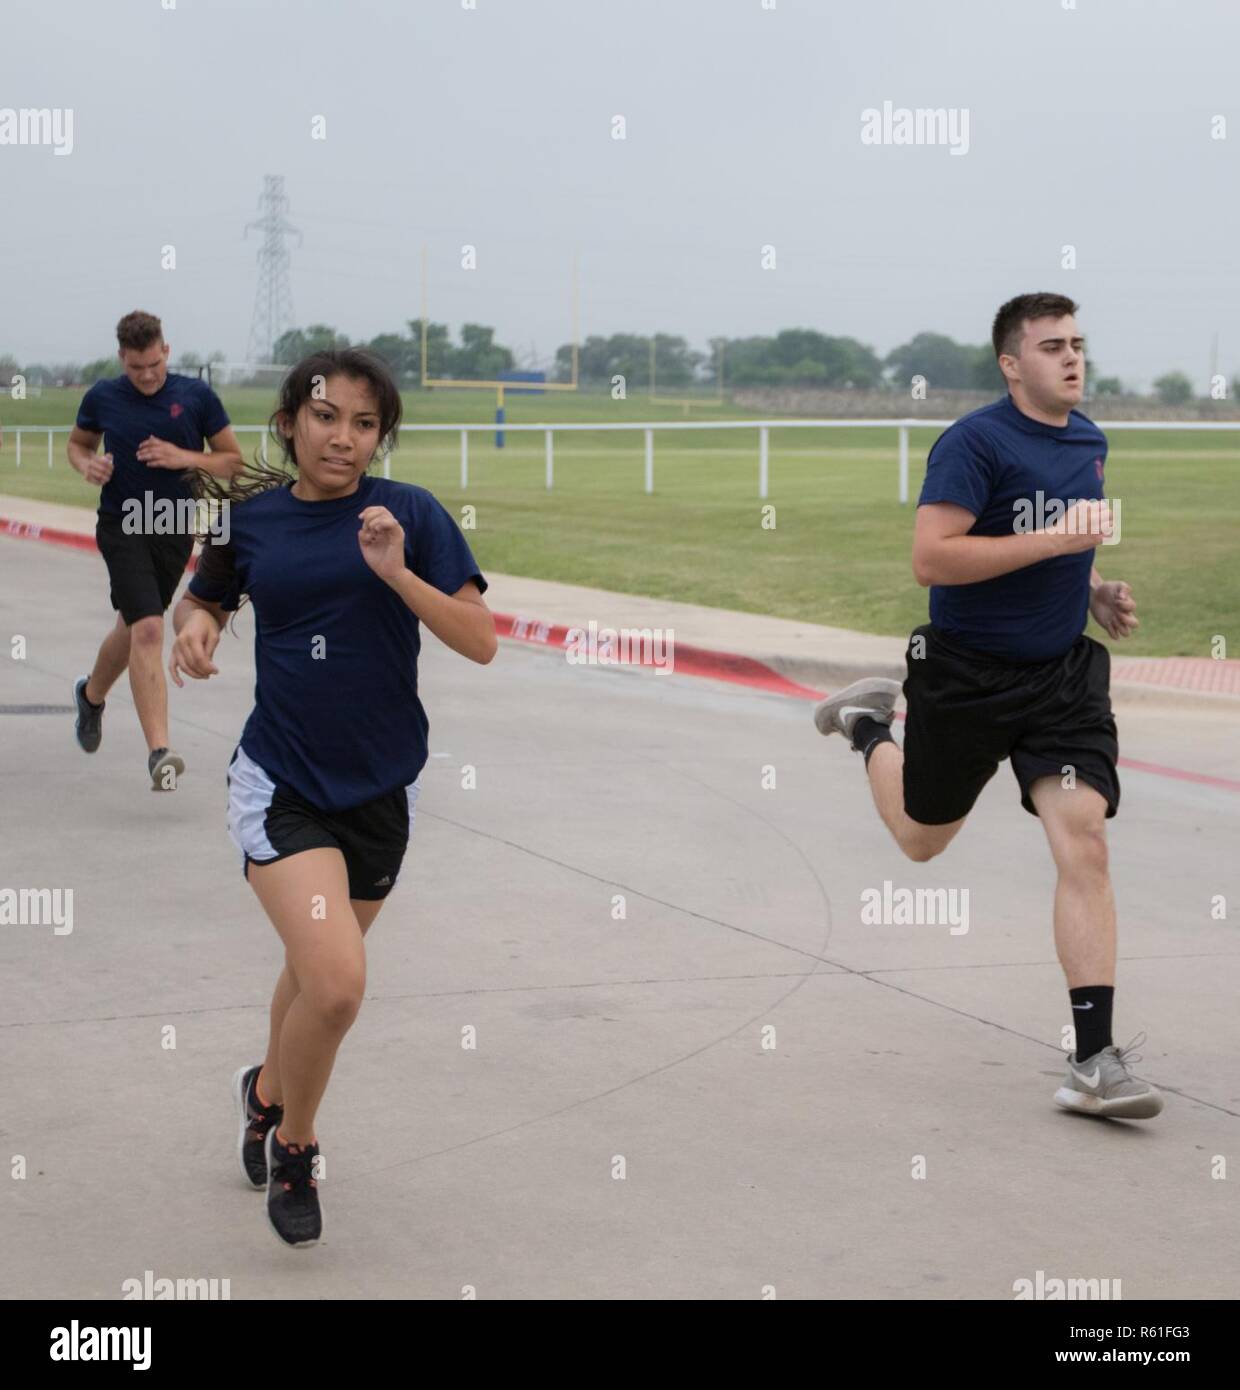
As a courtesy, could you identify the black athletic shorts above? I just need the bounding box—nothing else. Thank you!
[96,510,194,625]
[901,623,1120,825]
[226,745,421,901]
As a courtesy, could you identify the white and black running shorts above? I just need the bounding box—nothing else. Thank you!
[226,744,420,900]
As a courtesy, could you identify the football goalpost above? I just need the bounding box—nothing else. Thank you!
[419,244,580,447]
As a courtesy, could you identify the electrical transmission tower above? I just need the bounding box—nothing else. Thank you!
[245,175,302,363]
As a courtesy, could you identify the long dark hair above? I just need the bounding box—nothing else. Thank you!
[189,349,403,624]
[190,347,403,505]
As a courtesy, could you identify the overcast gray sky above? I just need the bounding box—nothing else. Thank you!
[3,0,1237,389]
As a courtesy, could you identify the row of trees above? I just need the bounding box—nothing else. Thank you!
[0,350,229,389]
[265,324,1009,392]
[271,321,515,383]
[271,325,1217,402]
[0,331,1229,403]
[549,330,1206,399]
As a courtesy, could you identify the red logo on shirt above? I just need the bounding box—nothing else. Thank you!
[170,403,184,419]
[1094,457,1104,481]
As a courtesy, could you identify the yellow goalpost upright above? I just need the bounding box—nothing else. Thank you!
[420,245,580,446]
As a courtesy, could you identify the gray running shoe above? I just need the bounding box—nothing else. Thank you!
[1054,1033,1164,1119]
[74,676,104,753]
[812,676,902,742]
[148,747,186,791]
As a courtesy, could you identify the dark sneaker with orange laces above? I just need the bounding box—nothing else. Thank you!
[232,1063,283,1189]
[264,1127,323,1247]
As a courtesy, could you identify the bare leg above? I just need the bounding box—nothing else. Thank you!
[255,961,300,1108]
[246,850,372,1143]
[1029,776,1115,988]
[864,740,967,862]
[258,897,386,1108]
[85,614,131,705]
[126,615,170,751]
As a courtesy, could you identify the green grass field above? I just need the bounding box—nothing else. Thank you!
[2,387,1237,657]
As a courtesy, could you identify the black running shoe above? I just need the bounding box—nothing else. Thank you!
[74,676,104,753]
[264,1127,323,1247]
[232,1063,283,1190]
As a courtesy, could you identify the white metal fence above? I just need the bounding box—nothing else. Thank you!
[8,419,1240,502]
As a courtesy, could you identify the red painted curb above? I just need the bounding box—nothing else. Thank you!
[5,514,1239,794]
[490,612,823,699]
[1,516,200,571]
[2,518,97,553]
[1111,655,1240,694]
[1113,757,1240,793]
[494,614,1240,794]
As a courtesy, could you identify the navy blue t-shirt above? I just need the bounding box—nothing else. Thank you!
[76,373,230,517]
[918,395,1108,662]
[188,474,487,812]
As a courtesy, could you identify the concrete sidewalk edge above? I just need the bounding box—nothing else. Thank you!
[3,503,1236,715]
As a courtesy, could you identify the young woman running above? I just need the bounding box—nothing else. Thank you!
[168,349,495,1247]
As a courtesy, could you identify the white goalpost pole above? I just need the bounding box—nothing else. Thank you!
[898,424,909,504]
[758,425,769,498]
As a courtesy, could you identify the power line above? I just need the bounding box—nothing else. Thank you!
[245,175,302,363]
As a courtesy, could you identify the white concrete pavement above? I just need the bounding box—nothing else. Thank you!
[1,535,1238,1299]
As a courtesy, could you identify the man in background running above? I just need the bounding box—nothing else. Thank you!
[67,310,243,789]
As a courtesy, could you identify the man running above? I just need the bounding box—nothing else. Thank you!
[814,292,1162,1120]
[67,311,243,788]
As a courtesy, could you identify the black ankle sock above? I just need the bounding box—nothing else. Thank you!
[1070,985,1114,1062]
[852,715,895,767]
